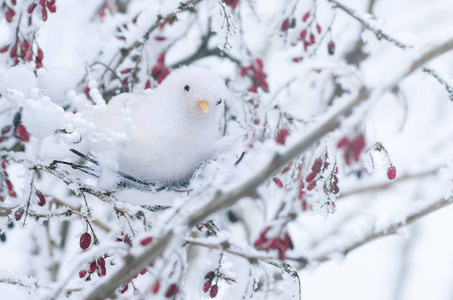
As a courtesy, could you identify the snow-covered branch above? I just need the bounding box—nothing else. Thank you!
[310,195,453,267]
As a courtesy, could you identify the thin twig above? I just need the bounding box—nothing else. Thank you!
[185,239,307,264]
[338,165,442,199]
[326,0,409,49]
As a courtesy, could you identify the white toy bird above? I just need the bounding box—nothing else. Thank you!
[84,65,228,186]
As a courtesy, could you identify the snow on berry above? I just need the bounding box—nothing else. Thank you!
[387,165,397,180]
[80,233,92,250]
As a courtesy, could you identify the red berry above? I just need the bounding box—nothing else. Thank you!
[309,34,315,44]
[5,179,13,192]
[157,68,170,83]
[36,60,43,69]
[119,283,128,294]
[14,124,29,141]
[337,136,348,148]
[140,236,153,246]
[300,29,307,40]
[273,177,283,188]
[281,18,291,32]
[28,3,37,13]
[5,8,15,23]
[305,172,316,182]
[311,158,322,173]
[0,45,8,53]
[302,12,310,22]
[14,207,24,221]
[331,183,339,194]
[307,180,316,191]
[25,50,33,62]
[11,0,16,5]
[88,261,97,273]
[42,7,48,21]
[47,3,56,13]
[165,284,179,298]
[155,36,165,41]
[79,270,87,278]
[328,41,335,55]
[120,68,131,74]
[203,280,212,292]
[302,200,308,211]
[298,183,305,199]
[145,80,152,90]
[253,237,267,248]
[157,52,166,64]
[152,281,160,294]
[316,24,322,34]
[222,0,238,10]
[387,165,396,180]
[37,48,44,60]
[256,58,264,69]
[350,134,366,161]
[269,237,280,250]
[209,285,218,298]
[36,190,46,206]
[10,44,17,58]
[80,232,92,250]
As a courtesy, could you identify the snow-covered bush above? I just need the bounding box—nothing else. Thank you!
[1,0,453,299]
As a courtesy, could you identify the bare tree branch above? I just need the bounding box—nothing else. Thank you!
[328,0,453,99]
[185,239,308,264]
[309,195,453,266]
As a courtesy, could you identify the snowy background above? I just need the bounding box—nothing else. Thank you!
[1,0,453,299]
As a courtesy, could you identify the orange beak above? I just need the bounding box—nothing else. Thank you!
[197,101,208,113]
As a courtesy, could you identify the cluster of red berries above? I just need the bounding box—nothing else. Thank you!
[115,14,138,41]
[240,58,269,93]
[97,1,114,21]
[0,38,44,68]
[1,160,17,201]
[115,231,133,247]
[79,256,108,281]
[151,53,170,84]
[254,227,294,260]
[27,0,56,22]
[337,133,366,166]
[280,11,336,60]
[203,271,219,298]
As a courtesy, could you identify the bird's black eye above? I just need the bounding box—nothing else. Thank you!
[216,99,223,105]
[184,85,190,92]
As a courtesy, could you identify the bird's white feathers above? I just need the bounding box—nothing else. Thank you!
[84,65,228,184]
